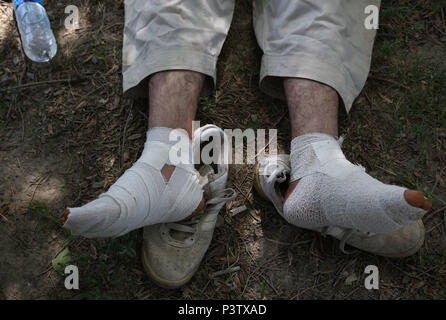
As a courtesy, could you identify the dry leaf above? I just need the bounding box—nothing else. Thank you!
[413,281,425,289]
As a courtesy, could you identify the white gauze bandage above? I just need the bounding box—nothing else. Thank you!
[283,133,426,235]
[63,127,203,238]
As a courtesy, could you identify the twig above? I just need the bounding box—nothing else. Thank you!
[344,287,361,298]
[0,206,9,223]
[119,105,133,169]
[290,279,333,300]
[28,175,49,205]
[230,205,247,217]
[211,266,240,277]
[424,205,446,221]
[368,75,410,90]
[260,273,280,296]
[427,221,444,234]
[0,78,85,92]
[375,165,397,176]
[35,265,53,278]
[264,237,312,247]
[240,242,282,296]
[232,182,254,207]
[18,104,24,141]
[200,280,212,294]
[431,166,446,194]
[385,260,423,281]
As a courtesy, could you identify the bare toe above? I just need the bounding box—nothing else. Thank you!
[404,190,432,211]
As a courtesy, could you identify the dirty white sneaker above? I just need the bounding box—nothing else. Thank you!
[253,154,290,215]
[254,154,425,257]
[141,125,236,288]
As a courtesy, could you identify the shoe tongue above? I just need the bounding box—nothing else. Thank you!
[198,165,215,199]
[198,164,214,177]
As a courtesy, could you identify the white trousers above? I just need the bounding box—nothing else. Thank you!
[122,0,380,112]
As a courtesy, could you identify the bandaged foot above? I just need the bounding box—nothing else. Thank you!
[62,127,204,238]
[283,133,432,235]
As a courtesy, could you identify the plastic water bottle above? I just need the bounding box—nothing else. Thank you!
[14,0,57,62]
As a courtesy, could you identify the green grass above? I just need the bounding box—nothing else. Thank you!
[29,200,60,229]
[375,53,445,202]
[199,96,217,114]
[360,1,446,205]
[68,231,142,299]
[255,280,267,300]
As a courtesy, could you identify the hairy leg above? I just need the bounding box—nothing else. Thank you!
[283,78,431,211]
[285,78,339,139]
[283,78,338,202]
[62,71,206,236]
[148,71,206,216]
[148,71,205,137]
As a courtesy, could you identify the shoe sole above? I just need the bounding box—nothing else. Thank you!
[141,242,199,289]
[253,162,425,258]
[368,219,425,258]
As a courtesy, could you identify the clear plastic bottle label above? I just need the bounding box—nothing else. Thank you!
[14,0,44,10]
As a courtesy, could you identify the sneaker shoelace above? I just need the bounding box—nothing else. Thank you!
[321,226,374,254]
[262,160,290,206]
[163,188,237,238]
[265,166,288,185]
[321,227,356,254]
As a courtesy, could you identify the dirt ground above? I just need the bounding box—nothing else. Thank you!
[0,0,445,300]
